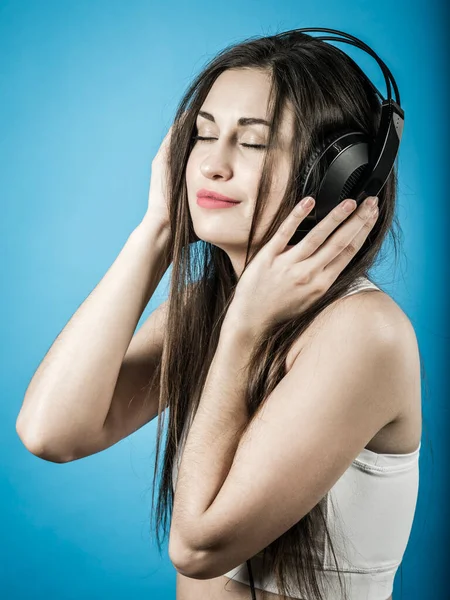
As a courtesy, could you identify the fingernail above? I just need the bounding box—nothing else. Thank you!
[300,196,315,208]
[367,196,378,207]
[343,199,356,212]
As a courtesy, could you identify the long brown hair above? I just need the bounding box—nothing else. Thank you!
[145,30,430,600]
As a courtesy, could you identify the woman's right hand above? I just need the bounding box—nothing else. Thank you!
[143,123,174,231]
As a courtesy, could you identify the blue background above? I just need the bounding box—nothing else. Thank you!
[1,0,447,598]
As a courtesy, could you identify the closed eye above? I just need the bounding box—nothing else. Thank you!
[192,135,266,150]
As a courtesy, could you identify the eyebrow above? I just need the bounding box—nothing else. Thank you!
[198,110,271,127]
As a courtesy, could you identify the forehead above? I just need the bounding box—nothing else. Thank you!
[202,68,272,116]
[198,68,295,144]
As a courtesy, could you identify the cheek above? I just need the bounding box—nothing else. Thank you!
[185,154,194,181]
[270,157,290,194]
[185,156,197,196]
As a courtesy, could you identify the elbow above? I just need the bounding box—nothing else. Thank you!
[15,419,72,463]
[171,552,217,580]
[169,531,213,579]
[170,550,208,580]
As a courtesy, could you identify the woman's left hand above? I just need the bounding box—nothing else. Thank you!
[226,195,379,335]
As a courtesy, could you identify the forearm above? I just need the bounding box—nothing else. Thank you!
[171,314,258,552]
[17,219,171,455]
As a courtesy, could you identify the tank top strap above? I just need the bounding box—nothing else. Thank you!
[342,276,382,298]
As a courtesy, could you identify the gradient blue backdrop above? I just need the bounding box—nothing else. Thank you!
[2,0,447,598]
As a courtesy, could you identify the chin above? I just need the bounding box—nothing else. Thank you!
[196,235,240,249]
[192,222,244,246]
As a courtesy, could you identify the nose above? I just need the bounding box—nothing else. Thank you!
[200,144,233,180]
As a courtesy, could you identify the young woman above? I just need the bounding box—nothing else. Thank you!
[17,30,422,600]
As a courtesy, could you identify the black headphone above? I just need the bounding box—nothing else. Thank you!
[274,27,404,246]
[245,28,404,598]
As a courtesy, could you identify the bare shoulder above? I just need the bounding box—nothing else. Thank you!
[345,286,418,350]
[286,285,419,373]
[284,285,422,454]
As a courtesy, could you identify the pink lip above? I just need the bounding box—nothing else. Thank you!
[196,188,241,204]
[197,196,240,209]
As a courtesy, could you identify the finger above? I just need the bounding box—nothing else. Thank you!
[161,111,190,151]
[287,196,377,262]
[155,127,173,158]
[309,197,378,269]
[267,196,316,255]
[317,203,379,275]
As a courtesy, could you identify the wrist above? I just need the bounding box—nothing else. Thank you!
[221,306,263,345]
[131,218,172,271]
[137,214,171,239]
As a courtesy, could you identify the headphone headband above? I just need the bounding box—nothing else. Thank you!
[278,27,400,103]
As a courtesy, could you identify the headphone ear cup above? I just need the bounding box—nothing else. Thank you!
[299,128,357,197]
[289,128,373,246]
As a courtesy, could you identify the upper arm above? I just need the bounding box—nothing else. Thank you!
[70,298,169,460]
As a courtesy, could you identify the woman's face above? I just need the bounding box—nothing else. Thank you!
[185,67,295,275]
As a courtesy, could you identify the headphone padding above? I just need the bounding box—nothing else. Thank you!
[299,127,361,194]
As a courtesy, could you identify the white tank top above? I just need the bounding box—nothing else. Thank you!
[171,276,421,599]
